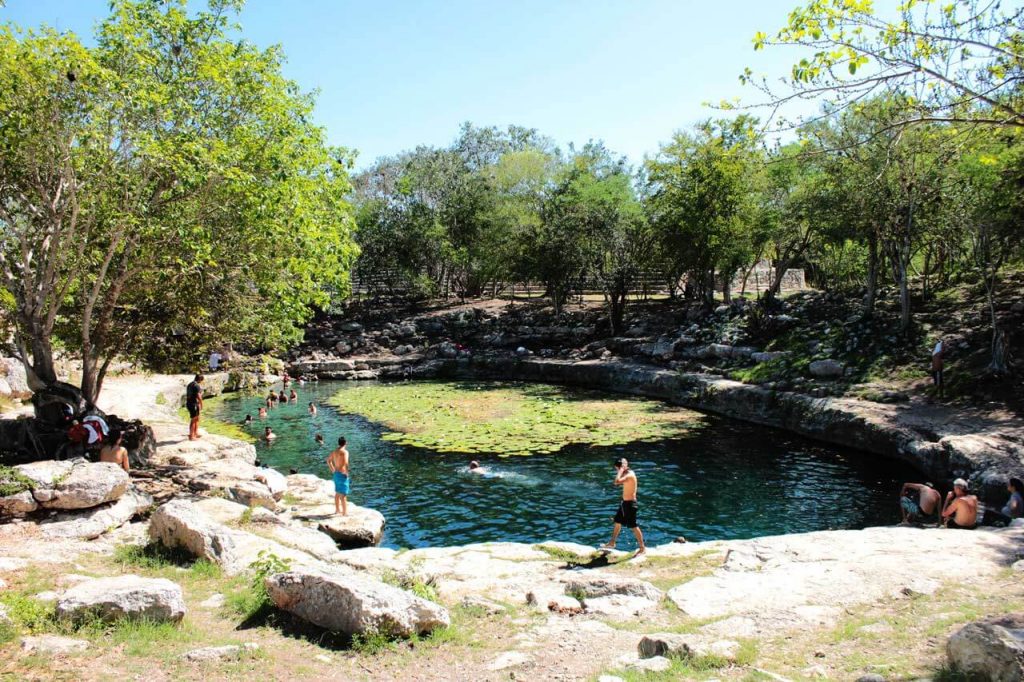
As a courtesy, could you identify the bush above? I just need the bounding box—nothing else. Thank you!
[227,551,290,620]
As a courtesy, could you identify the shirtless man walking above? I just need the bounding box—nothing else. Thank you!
[942,478,979,529]
[327,436,350,516]
[99,430,130,472]
[602,457,646,555]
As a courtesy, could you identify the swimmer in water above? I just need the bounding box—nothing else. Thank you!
[469,460,486,474]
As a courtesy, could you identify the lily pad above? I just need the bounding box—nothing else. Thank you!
[330,381,703,456]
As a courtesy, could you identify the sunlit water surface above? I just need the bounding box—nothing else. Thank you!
[210,381,918,549]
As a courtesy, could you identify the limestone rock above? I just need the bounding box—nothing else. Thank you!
[0,490,38,516]
[808,359,844,378]
[40,489,152,540]
[562,574,662,602]
[20,634,90,655]
[460,596,505,615]
[947,614,1024,682]
[199,593,226,609]
[149,499,241,569]
[751,351,790,363]
[311,505,386,548]
[487,651,532,671]
[626,655,672,672]
[0,357,32,399]
[19,460,129,510]
[638,633,740,662]
[182,643,260,662]
[265,569,449,637]
[56,575,186,624]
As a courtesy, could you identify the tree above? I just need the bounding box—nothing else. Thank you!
[644,118,766,309]
[746,0,1024,130]
[0,0,357,405]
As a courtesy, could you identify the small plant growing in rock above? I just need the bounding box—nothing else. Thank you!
[228,551,290,620]
[0,464,33,496]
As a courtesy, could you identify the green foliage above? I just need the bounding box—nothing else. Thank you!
[380,570,439,603]
[0,0,358,399]
[0,464,33,496]
[350,627,400,655]
[0,592,56,634]
[227,550,290,620]
[330,381,702,456]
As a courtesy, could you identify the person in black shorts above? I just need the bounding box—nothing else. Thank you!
[601,457,646,555]
[186,374,204,441]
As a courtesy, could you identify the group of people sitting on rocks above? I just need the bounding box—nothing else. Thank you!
[899,477,1023,529]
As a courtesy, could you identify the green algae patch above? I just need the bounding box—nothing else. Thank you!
[329,381,702,456]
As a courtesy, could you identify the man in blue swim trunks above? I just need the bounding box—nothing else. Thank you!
[327,436,350,516]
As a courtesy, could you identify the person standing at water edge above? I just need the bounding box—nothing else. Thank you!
[186,374,204,441]
[328,437,350,516]
[602,458,646,555]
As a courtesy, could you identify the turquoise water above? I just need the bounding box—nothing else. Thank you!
[210,381,920,549]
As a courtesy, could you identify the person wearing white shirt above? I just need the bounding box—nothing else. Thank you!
[208,351,222,371]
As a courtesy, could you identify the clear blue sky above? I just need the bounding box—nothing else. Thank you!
[2,0,819,168]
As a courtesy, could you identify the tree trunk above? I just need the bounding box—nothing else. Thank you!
[863,230,878,317]
[721,275,732,304]
[898,256,911,334]
[608,289,626,336]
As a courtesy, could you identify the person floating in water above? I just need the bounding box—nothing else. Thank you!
[308,402,317,416]
[278,389,287,403]
[602,457,645,555]
[942,478,978,529]
[258,406,267,419]
[314,433,324,446]
[469,460,485,474]
[263,426,277,442]
[241,414,253,426]
[327,436,350,516]
[289,389,298,403]
[899,482,941,526]
[99,429,130,472]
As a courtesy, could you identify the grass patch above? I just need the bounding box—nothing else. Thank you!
[351,627,400,655]
[0,464,34,496]
[177,405,256,444]
[534,544,600,564]
[105,617,195,658]
[0,592,56,635]
[380,569,439,603]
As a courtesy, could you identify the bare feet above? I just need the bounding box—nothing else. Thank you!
[600,543,616,550]
[634,547,646,556]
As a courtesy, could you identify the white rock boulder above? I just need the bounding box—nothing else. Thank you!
[17,459,129,510]
[56,575,186,623]
[0,490,38,516]
[947,614,1024,682]
[40,489,152,540]
[265,568,450,637]
[20,634,90,655]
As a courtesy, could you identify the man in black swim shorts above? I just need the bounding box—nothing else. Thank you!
[601,457,646,555]
[186,374,204,441]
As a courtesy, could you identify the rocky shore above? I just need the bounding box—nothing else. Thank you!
[2,372,1024,680]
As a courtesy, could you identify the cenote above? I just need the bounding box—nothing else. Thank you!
[210,380,920,550]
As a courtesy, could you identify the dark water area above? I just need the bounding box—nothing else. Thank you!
[210,381,921,550]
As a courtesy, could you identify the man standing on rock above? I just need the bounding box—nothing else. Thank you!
[186,374,204,441]
[602,457,645,555]
[327,436,350,516]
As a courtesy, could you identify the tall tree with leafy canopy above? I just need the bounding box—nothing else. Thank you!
[645,117,767,308]
[745,0,1024,130]
[0,0,357,405]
